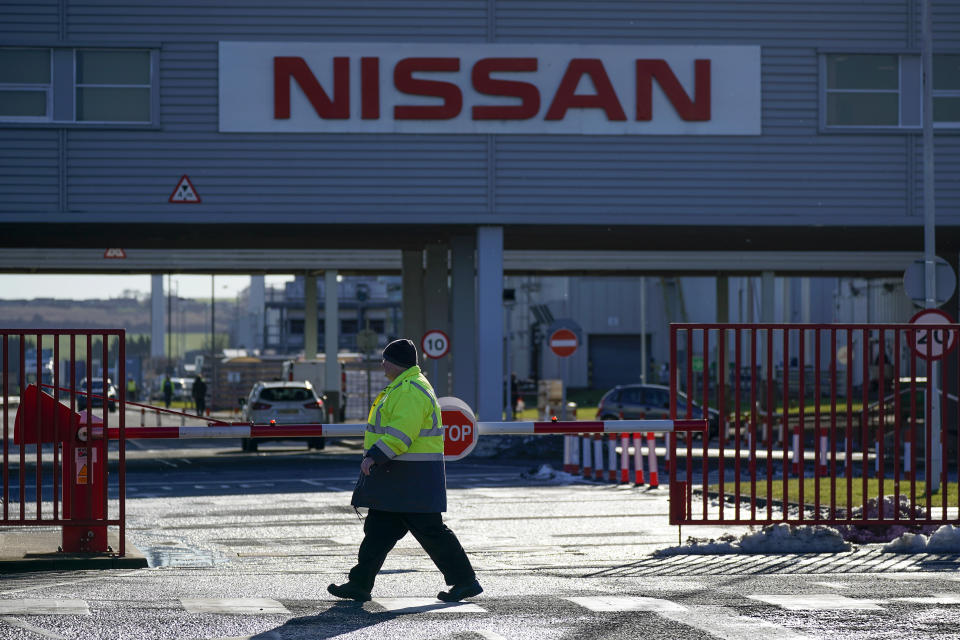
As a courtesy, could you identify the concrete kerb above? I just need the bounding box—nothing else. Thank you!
[0,528,148,574]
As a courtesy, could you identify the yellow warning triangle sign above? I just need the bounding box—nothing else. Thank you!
[169,174,201,203]
[77,464,88,485]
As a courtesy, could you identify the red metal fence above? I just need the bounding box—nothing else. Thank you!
[1,330,126,554]
[669,323,960,528]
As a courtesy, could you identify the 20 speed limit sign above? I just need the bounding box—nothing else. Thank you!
[421,329,450,359]
[908,309,958,360]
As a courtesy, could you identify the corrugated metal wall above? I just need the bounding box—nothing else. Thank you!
[0,0,957,227]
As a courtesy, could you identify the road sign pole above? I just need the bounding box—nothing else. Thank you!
[561,357,568,420]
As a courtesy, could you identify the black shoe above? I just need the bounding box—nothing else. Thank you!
[327,582,371,602]
[437,579,483,602]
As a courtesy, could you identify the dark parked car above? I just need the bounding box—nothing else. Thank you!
[596,383,719,439]
[76,378,118,413]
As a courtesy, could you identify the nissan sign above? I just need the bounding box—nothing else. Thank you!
[219,42,761,135]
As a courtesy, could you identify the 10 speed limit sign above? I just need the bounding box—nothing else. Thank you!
[908,309,958,360]
[421,329,450,359]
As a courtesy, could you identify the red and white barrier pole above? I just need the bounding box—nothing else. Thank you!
[633,432,645,485]
[619,433,629,484]
[646,432,659,488]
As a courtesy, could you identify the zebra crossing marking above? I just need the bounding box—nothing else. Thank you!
[748,594,884,610]
[567,596,686,612]
[0,599,89,615]
[659,605,813,640]
[180,598,289,614]
[371,598,486,613]
[892,593,960,605]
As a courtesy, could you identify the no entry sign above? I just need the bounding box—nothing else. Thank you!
[549,328,578,357]
[908,309,958,360]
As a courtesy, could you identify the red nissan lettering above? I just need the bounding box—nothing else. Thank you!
[273,56,349,119]
[394,57,462,120]
[545,58,626,121]
[471,57,540,120]
[635,59,711,121]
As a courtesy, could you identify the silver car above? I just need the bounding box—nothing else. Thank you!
[240,380,325,452]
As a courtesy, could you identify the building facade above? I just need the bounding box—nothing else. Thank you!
[2,1,958,418]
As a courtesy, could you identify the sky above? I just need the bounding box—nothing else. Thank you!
[0,274,295,301]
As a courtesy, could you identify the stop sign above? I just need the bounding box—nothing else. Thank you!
[549,328,578,357]
[439,396,478,461]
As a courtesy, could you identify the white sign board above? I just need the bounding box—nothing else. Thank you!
[421,329,450,359]
[908,309,957,360]
[219,42,761,135]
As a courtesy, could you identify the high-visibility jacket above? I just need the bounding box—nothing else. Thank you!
[351,365,446,513]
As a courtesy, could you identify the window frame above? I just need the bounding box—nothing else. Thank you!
[73,48,154,124]
[0,47,53,122]
[933,53,960,129]
[820,49,960,134]
[0,43,160,129]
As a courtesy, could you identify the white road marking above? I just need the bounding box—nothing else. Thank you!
[660,605,812,640]
[0,599,90,615]
[1,616,69,638]
[372,598,485,613]
[180,598,289,615]
[748,594,884,610]
[811,582,849,589]
[893,593,960,605]
[567,596,686,612]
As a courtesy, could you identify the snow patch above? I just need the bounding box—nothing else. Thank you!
[656,523,852,556]
[883,524,960,553]
[520,463,584,484]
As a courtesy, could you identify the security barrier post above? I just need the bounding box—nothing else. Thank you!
[633,432,645,485]
[62,426,108,552]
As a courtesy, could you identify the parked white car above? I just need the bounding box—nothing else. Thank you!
[240,380,325,452]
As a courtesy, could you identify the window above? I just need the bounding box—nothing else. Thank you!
[0,48,51,120]
[0,46,154,125]
[825,54,899,126]
[823,53,960,129]
[76,49,151,122]
[934,54,960,126]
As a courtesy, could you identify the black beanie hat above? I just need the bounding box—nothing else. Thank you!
[382,338,418,369]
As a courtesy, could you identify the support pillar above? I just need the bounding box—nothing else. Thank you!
[424,243,451,396]
[476,226,504,421]
[304,274,318,359]
[247,275,265,351]
[324,270,340,421]
[451,235,477,409]
[402,250,426,343]
[150,274,164,358]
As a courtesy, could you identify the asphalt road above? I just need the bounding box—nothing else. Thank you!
[3,409,960,639]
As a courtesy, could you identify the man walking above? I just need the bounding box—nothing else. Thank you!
[328,338,481,603]
[192,373,207,416]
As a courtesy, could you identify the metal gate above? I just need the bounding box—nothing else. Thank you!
[1,330,126,554]
[669,323,960,528]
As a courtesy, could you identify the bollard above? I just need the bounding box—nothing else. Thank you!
[140,407,145,427]
[663,431,671,472]
[819,435,828,475]
[620,433,630,484]
[563,435,579,474]
[155,410,161,426]
[791,425,801,475]
[646,432,659,488]
[581,435,593,479]
[607,434,617,482]
[593,433,604,481]
[633,432,645,485]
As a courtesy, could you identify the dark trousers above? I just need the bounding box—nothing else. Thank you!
[195,397,205,416]
[348,509,476,592]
